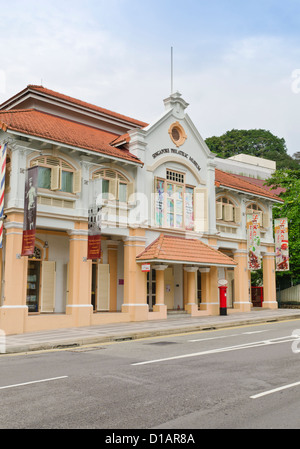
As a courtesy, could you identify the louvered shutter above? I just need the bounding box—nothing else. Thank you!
[263,212,269,229]
[73,170,82,194]
[109,178,118,200]
[234,206,241,223]
[97,264,110,311]
[194,187,208,232]
[216,202,223,219]
[51,166,61,190]
[224,204,234,221]
[127,182,134,203]
[40,261,56,313]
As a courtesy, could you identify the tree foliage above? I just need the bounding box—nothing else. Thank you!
[265,169,300,284]
[205,129,299,170]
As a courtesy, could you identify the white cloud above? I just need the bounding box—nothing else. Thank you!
[0,2,299,157]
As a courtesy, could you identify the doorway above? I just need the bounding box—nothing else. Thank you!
[27,259,41,313]
[164,267,174,310]
[147,269,156,310]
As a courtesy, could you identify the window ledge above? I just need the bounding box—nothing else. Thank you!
[37,188,77,199]
[216,220,239,228]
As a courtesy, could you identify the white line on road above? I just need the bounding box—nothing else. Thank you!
[188,330,268,342]
[0,376,68,390]
[251,381,300,399]
[132,335,297,366]
[188,334,239,342]
[244,330,268,335]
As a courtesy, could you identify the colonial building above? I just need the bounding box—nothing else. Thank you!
[0,85,283,335]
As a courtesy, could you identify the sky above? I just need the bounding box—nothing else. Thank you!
[0,0,300,156]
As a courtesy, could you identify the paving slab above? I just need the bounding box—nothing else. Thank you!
[2,308,300,354]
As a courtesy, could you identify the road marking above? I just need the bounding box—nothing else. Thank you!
[188,334,239,342]
[0,376,68,390]
[188,330,268,342]
[132,335,297,366]
[244,330,268,335]
[251,381,300,399]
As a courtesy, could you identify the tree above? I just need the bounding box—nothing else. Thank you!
[205,129,300,170]
[265,169,300,285]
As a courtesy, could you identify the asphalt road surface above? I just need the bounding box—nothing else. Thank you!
[1,319,300,430]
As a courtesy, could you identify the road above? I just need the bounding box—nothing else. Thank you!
[1,319,300,430]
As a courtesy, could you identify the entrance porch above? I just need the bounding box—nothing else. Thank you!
[137,234,238,318]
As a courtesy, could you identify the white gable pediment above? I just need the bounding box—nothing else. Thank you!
[128,92,213,183]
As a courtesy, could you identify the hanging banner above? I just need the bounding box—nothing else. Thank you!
[0,142,8,249]
[274,218,289,271]
[87,204,102,260]
[247,213,261,271]
[21,166,38,256]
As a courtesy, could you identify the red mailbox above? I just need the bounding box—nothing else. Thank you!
[219,285,227,316]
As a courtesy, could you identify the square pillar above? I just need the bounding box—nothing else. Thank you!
[107,241,119,312]
[199,266,219,315]
[122,229,149,321]
[152,265,168,316]
[184,267,198,315]
[0,213,28,335]
[66,222,93,326]
[233,245,252,312]
[262,251,278,309]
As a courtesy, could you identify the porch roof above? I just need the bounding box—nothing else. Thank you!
[136,234,237,268]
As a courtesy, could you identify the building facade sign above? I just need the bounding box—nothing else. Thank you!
[152,148,201,172]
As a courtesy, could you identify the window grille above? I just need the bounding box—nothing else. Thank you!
[166,170,185,184]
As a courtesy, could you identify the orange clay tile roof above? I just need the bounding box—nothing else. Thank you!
[0,109,143,165]
[233,174,286,196]
[215,169,283,202]
[137,234,237,267]
[1,85,149,129]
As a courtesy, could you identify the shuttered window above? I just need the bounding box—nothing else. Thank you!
[31,156,81,194]
[246,203,269,229]
[216,197,240,224]
[93,169,133,202]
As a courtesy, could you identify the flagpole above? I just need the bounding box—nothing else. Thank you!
[171,46,173,94]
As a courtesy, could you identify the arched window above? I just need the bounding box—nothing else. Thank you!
[246,203,269,228]
[93,168,133,202]
[155,169,195,230]
[30,156,81,194]
[216,197,241,223]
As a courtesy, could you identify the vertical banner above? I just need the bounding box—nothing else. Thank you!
[155,178,164,227]
[247,213,261,271]
[87,204,102,260]
[0,142,7,249]
[22,166,38,256]
[275,218,289,271]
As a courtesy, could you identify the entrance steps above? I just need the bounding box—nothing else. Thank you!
[167,310,189,318]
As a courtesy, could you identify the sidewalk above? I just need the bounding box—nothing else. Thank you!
[2,308,300,354]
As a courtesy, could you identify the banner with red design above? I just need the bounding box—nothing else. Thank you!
[275,218,289,271]
[247,213,261,271]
